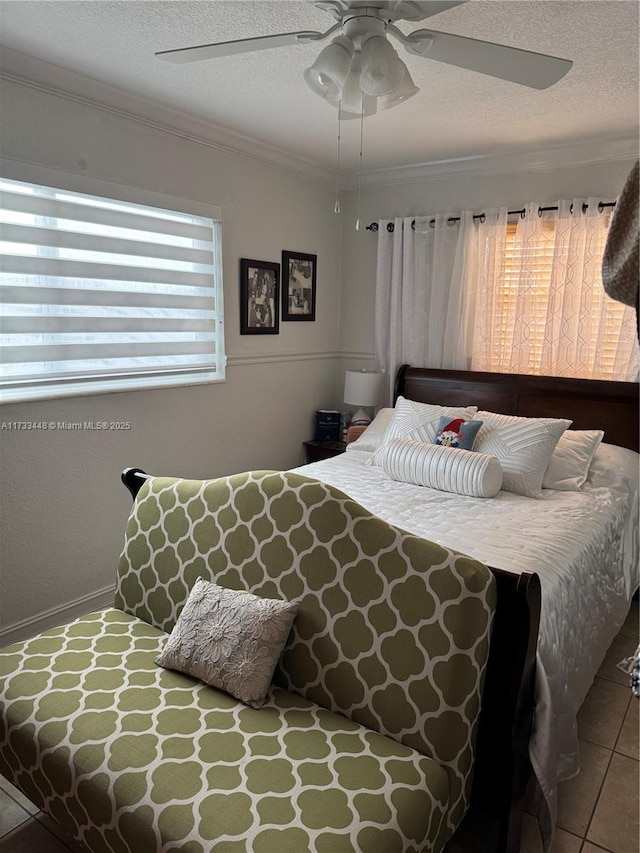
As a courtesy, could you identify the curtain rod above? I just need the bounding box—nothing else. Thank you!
[365,201,617,233]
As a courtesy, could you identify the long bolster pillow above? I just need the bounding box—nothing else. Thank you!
[382,438,504,498]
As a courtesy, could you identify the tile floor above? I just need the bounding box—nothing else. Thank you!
[0,601,638,853]
[520,598,639,853]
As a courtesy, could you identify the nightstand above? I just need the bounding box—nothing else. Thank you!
[303,440,347,463]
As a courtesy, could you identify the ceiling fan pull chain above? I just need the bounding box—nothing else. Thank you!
[335,103,342,214]
[355,94,364,231]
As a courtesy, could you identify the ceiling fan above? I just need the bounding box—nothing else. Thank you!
[156,0,573,116]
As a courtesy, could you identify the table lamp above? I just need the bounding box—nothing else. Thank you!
[343,369,382,426]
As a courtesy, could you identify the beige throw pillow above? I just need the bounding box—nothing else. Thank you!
[156,579,298,708]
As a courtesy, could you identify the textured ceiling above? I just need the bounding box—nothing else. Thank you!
[0,0,638,174]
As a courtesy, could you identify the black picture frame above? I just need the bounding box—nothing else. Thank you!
[281,250,317,321]
[240,258,280,335]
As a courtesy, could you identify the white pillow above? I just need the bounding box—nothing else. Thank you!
[345,408,394,453]
[474,411,572,498]
[542,429,604,491]
[586,442,640,495]
[155,579,298,709]
[369,397,478,467]
[382,438,503,498]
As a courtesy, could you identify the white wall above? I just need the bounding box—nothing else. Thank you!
[0,77,342,639]
[338,150,639,358]
[2,66,636,641]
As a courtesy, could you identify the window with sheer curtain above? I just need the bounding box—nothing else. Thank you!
[0,177,225,403]
[375,199,639,396]
[475,211,637,379]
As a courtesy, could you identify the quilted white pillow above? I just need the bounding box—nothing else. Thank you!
[475,411,572,498]
[345,407,394,453]
[382,438,503,498]
[369,397,478,466]
[542,429,604,490]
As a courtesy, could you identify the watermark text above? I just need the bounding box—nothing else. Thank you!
[1,421,132,431]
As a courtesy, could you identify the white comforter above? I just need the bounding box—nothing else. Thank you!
[292,442,639,843]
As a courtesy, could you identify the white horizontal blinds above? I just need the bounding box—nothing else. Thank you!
[0,178,224,402]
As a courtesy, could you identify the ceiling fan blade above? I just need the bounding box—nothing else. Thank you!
[314,1,467,22]
[156,31,323,64]
[390,1,469,22]
[404,29,572,89]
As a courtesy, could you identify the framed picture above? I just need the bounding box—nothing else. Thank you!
[281,250,317,321]
[240,258,279,335]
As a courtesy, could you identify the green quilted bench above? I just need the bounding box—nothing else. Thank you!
[0,470,496,853]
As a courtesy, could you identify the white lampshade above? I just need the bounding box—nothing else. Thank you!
[359,35,404,96]
[344,370,382,425]
[379,60,419,110]
[303,36,354,102]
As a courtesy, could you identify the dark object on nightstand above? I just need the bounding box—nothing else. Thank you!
[314,410,342,442]
[303,440,347,463]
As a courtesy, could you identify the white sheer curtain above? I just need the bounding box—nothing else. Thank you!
[471,198,639,380]
[374,213,476,404]
[375,200,639,395]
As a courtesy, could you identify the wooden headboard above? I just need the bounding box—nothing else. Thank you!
[395,365,639,452]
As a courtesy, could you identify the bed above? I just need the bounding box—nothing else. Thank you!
[292,365,639,853]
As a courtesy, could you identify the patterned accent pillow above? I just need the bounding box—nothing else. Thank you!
[475,411,571,498]
[433,416,484,451]
[155,579,298,709]
[368,397,478,466]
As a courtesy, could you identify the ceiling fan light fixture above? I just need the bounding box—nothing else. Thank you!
[379,60,419,110]
[327,91,378,119]
[359,35,404,96]
[303,35,354,100]
[337,52,369,113]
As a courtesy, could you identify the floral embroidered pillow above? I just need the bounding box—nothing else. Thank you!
[155,578,298,708]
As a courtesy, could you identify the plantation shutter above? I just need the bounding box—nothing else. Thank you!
[0,177,225,402]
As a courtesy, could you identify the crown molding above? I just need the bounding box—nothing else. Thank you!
[341,135,640,189]
[4,48,636,194]
[0,47,335,187]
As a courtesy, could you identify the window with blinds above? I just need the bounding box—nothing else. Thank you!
[494,218,629,378]
[0,177,225,403]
